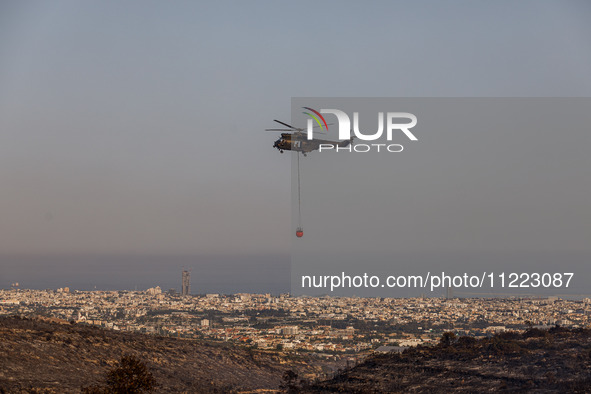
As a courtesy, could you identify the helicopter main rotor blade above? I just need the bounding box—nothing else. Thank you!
[267,127,327,132]
[269,120,335,132]
[274,120,298,130]
[307,123,334,130]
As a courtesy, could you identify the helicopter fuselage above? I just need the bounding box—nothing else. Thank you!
[273,132,353,155]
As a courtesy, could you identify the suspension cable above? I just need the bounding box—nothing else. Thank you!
[297,151,302,229]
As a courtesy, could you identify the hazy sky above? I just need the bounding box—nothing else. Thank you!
[1,1,590,260]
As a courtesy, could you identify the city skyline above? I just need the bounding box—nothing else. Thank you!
[4,287,590,353]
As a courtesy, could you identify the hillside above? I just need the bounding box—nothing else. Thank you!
[307,327,591,393]
[0,316,322,393]
[5,316,591,393]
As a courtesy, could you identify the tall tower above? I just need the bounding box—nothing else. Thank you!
[182,270,191,296]
[446,286,453,300]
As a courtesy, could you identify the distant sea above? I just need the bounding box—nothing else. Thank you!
[0,254,290,295]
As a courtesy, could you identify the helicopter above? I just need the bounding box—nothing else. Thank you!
[266,120,354,156]
[267,119,355,239]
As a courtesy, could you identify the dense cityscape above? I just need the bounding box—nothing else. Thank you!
[2,272,591,358]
